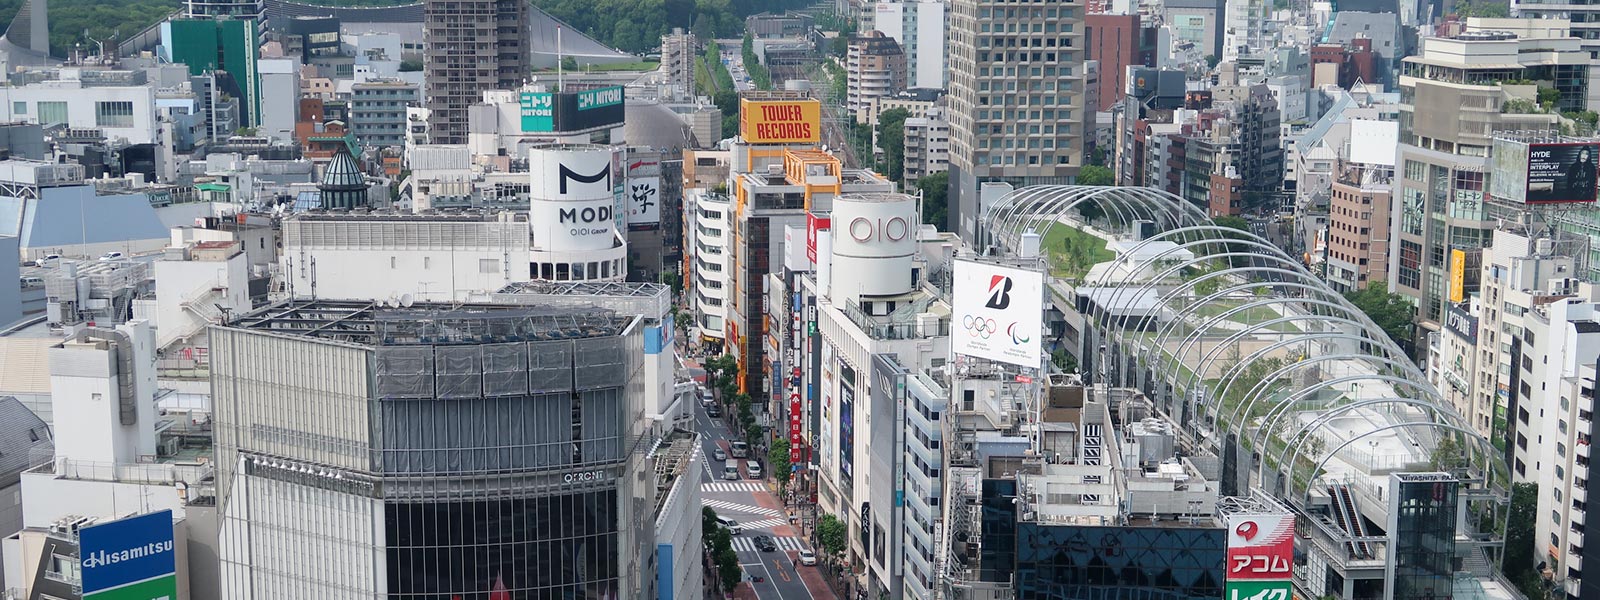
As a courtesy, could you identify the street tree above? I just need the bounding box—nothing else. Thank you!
[768,438,791,488]
[816,514,847,559]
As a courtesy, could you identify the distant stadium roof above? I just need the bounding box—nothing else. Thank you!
[262,0,634,67]
[0,0,58,68]
[0,185,168,250]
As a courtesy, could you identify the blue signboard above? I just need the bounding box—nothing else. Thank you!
[79,509,177,598]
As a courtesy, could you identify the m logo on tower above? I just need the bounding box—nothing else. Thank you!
[558,163,611,194]
[985,275,1014,309]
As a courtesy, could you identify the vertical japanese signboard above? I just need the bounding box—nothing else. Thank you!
[1225,511,1294,599]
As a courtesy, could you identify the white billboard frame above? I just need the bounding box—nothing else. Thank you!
[952,259,1044,368]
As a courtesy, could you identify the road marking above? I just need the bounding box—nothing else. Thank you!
[730,536,806,552]
[701,482,768,493]
[703,498,782,516]
[773,559,791,582]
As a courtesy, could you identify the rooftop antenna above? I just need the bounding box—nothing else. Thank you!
[557,25,564,92]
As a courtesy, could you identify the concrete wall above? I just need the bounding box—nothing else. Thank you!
[0,236,19,328]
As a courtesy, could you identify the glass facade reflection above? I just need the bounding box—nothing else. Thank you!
[385,490,621,599]
[1387,476,1458,600]
[1014,524,1226,600]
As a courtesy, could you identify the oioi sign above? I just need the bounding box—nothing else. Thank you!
[79,509,177,600]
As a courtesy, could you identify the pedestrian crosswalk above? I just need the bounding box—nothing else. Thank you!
[730,535,807,552]
[703,498,782,517]
[702,482,767,493]
[733,517,788,531]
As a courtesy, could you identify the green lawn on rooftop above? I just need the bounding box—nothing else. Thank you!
[1043,223,1115,281]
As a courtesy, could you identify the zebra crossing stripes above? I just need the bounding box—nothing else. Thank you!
[733,517,788,531]
[701,482,767,493]
[702,498,782,517]
[730,536,807,552]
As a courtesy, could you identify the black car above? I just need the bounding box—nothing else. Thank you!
[754,535,777,552]
[706,404,722,417]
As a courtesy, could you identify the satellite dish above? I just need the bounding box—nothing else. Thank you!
[400,293,414,308]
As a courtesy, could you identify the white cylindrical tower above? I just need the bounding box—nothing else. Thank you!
[528,144,629,281]
[828,193,916,305]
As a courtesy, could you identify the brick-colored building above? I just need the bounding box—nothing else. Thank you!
[1086,14,1156,112]
[1325,163,1391,293]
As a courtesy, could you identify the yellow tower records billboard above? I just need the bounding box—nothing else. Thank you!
[740,99,822,144]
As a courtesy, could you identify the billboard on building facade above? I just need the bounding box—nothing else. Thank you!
[1224,511,1293,581]
[519,86,625,134]
[740,99,822,144]
[1349,119,1398,167]
[626,176,660,231]
[952,260,1044,368]
[79,509,178,599]
[1525,142,1600,204]
[529,146,622,253]
[839,361,855,479]
[1493,139,1600,204]
[807,211,831,266]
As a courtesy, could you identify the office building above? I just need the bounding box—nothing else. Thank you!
[946,0,1086,240]
[847,32,907,123]
[903,105,950,185]
[349,78,420,149]
[213,300,653,599]
[186,0,262,19]
[870,0,947,90]
[164,19,263,129]
[1324,163,1392,293]
[1223,0,1266,61]
[687,188,731,347]
[1161,0,1222,62]
[1390,27,1583,329]
[661,28,697,102]
[257,59,298,141]
[1085,14,1155,113]
[423,0,528,144]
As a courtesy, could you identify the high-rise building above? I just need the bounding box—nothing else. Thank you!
[214,300,654,598]
[1390,27,1581,329]
[185,0,262,19]
[870,0,947,90]
[423,0,527,144]
[1085,14,1155,113]
[349,78,420,149]
[903,105,950,185]
[847,32,907,122]
[946,0,1085,241]
[1324,163,1392,293]
[164,19,262,129]
[661,28,697,102]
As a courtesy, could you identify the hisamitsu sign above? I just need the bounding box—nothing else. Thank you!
[79,509,178,599]
[740,99,822,144]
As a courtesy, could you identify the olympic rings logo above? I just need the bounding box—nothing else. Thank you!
[962,315,997,338]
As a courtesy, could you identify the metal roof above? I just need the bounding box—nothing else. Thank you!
[0,395,51,485]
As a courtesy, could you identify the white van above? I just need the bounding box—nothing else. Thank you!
[724,464,740,480]
[716,516,742,535]
[746,460,762,479]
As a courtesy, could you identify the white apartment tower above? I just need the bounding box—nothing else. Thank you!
[871,0,947,90]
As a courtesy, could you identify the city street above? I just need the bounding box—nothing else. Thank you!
[693,390,833,599]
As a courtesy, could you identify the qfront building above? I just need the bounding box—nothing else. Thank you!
[211,300,653,599]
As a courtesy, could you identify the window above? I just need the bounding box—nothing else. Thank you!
[95,101,135,128]
[479,258,500,273]
[11,101,22,115]
[37,101,66,126]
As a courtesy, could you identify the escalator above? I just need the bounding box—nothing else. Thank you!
[1328,484,1373,559]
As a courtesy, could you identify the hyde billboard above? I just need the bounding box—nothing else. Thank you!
[952,260,1044,368]
[1492,139,1600,204]
[79,509,178,599]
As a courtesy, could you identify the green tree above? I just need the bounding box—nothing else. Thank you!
[717,545,742,593]
[916,171,949,230]
[742,33,772,90]
[1342,282,1417,347]
[768,438,791,487]
[1052,349,1078,373]
[1504,483,1542,598]
[399,59,423,72]
[561,56,579,71]
[1428,436,1468,472]
[1211,215,1254,268]
[745,422,763,449]
[1078,165,1114,186]
[816,514,847,559]
[876,108,911,181]
[1455,0,1510,17]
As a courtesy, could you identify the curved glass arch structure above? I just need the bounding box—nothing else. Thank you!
[982,185,1509,507]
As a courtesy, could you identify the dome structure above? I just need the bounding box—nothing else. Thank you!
[318,145,368,210]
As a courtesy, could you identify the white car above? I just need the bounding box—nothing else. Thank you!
[98,251,124,261]
[798,549,817,566]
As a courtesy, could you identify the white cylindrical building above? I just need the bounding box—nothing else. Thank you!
[828,192,916,305]
[528,144,629,281]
